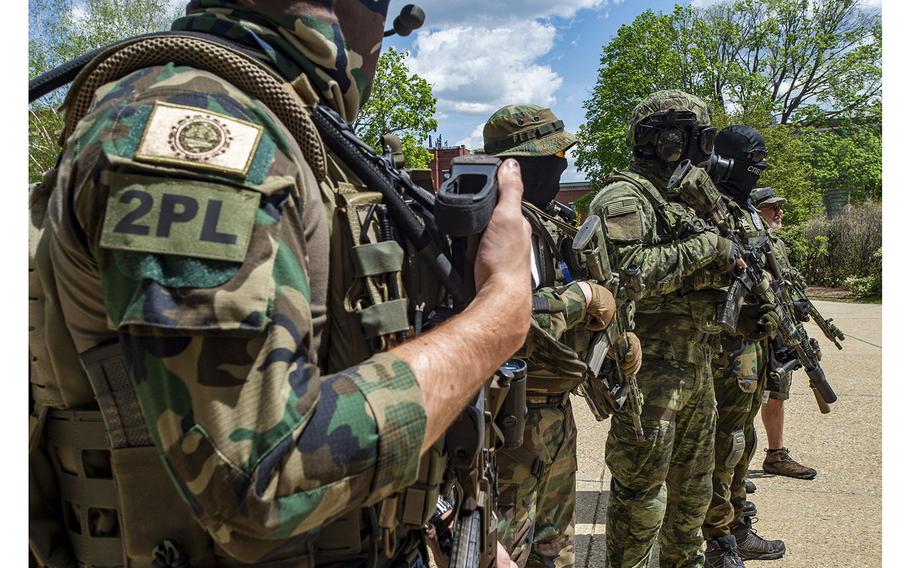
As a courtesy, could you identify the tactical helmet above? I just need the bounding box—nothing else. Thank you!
[627,90,713,163]
[483,104,577,157]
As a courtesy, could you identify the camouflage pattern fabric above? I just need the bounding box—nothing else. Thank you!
[702,335,766,539]
[589,92,732,564]
[497,400,578,568]
[604,355,717,568]
[495,281,590,566]
[626,90,711,148]
[483,104,577,157]
[173,0,390,122]
[44,59,427,563]
[523,281,591,392]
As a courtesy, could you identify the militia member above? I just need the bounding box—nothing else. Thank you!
[699,126,786,567]
[483,104,643,567]
[29,2,532,566]
[754,188,818,480]
[588,90,741,567]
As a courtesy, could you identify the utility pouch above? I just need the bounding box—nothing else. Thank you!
[494,360,528,450]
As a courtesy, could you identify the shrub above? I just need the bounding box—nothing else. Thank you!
[798,202,882,291]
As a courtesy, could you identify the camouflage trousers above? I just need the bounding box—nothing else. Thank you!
[702,337,767,539]
[604,350,718,568]
[497,396,577,567]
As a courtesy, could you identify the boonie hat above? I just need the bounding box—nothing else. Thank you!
[483,104,577,157]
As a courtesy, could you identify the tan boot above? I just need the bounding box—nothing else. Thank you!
[762,447,817,479]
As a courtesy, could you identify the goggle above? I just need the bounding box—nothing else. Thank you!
[746,150,768,163]
[554,149,566,158]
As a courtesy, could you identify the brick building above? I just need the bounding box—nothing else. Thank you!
[427,145,471,189]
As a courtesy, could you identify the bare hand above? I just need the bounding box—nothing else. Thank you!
[473,159,532,292]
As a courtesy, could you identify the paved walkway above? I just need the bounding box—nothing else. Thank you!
[573,301,882,567]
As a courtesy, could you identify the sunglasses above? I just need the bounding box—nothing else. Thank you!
[760,203,783,212]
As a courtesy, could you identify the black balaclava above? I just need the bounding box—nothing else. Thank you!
[713,125,768,203]
[515,155,569,208]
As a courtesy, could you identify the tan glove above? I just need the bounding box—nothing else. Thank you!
[608,332,643,376]
[585,282,617,331]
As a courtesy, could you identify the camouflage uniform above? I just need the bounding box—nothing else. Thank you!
[701,200,770,541]
[30,3,437,566]
[588,91,736,568]
[484,105,586,568]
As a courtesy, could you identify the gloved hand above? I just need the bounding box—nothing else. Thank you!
[714,235,743,270]
[737,303,781,340]
[584,282,617,331]
[607,332,643,376]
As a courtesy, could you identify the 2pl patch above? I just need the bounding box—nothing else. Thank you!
[100,173,260,262]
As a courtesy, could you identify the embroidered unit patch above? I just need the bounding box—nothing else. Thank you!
[135,102,263,177]
[99,172,260,262]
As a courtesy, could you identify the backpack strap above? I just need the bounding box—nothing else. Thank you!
[60,32,327,182]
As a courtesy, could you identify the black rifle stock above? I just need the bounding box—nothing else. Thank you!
[572,215,643,438]
[668,160,838,414]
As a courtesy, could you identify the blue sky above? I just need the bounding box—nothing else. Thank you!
[383,0,687,181]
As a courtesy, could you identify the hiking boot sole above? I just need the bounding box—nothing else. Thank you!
[739,548,786,561]
[762,464,817,479]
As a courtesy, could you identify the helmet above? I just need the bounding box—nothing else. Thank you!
[713,125,768,198]
[483,104,577,157]
[627,90,713,163]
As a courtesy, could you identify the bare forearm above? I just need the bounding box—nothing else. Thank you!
[393,277,530,453]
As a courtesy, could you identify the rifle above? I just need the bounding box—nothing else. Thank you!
[571,214,644,439]
[774,266,846,350]
[667,160,838,414]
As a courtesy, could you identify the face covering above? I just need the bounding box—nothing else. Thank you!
[174,0,389,122]
[713,125,768,202]
[515,155,568,208]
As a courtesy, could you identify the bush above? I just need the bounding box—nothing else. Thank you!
[798,202,882,292]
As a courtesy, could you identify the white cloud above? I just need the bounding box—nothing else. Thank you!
[389,0,610,28]
[456,122,486,151]
[690,0,722,7]
[408,21,563,116]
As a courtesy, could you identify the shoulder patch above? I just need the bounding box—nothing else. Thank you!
[603,199,643,241]
[134,101,263,177]
[100,172,260,262]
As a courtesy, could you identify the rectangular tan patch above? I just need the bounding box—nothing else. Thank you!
[134,101,263,177]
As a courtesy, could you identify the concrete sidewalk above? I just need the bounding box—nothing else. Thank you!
[573,300,882,567]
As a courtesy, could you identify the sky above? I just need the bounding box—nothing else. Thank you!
[383,0,686,181]
[383,0,883,182]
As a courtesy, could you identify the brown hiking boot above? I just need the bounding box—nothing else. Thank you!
[762,447,817,479]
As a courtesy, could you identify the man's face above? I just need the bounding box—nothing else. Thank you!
[758,202,783,230]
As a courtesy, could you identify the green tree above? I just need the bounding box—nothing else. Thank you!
[29,0,181,181]
[354,47,437,169]
[575,0,881,230]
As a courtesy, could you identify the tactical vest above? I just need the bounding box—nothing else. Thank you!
[29,34,445,568]
[600,169,727,361]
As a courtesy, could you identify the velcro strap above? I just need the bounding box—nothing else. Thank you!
[352,241,405,277]
[360,299,410,338]
[79,341,153,449]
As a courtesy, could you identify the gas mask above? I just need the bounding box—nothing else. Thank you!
[710,125,768,202]
[515,155,568,208]
[634,109,715,165]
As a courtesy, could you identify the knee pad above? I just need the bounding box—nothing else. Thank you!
[724,429,746,470]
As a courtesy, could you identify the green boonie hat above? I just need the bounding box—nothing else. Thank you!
[751,187,787,207]
[483,104,577,157]
[627,89,712,148]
